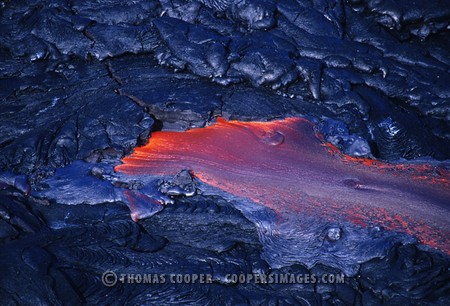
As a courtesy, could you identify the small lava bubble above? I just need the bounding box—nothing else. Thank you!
[343,178,359,188]
[343,178,368,190]
[326,227,342,242]
[259,130,285,146]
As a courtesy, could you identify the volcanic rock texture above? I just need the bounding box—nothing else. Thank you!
[1,0,450,304]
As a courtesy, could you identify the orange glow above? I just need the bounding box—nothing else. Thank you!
[115,117,450,253]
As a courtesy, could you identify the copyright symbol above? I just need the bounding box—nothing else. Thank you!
[102,271,117,287]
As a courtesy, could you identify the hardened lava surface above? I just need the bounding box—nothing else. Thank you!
[1,0,450,304]
[2,0,450,172]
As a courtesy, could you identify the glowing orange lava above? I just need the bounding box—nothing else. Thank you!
[115,117,450,253]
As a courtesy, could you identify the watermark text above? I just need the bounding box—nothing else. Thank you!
[101,271,345,287]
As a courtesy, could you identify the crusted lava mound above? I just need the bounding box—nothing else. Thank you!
[1,0,450,304]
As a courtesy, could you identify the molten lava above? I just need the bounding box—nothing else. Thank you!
[115,117,450,253]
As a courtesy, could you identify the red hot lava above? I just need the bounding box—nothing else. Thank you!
[115,117,450,253]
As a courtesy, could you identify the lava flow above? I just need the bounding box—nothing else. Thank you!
[115,117,450,253]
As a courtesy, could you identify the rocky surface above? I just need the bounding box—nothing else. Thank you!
[1,0,450,173]
[1,0,450,304]
[1,189,449,305]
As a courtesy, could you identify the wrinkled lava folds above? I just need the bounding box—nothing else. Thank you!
[115,117,450,254]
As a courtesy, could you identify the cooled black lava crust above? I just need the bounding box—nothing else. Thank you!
[1,0,450,305]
